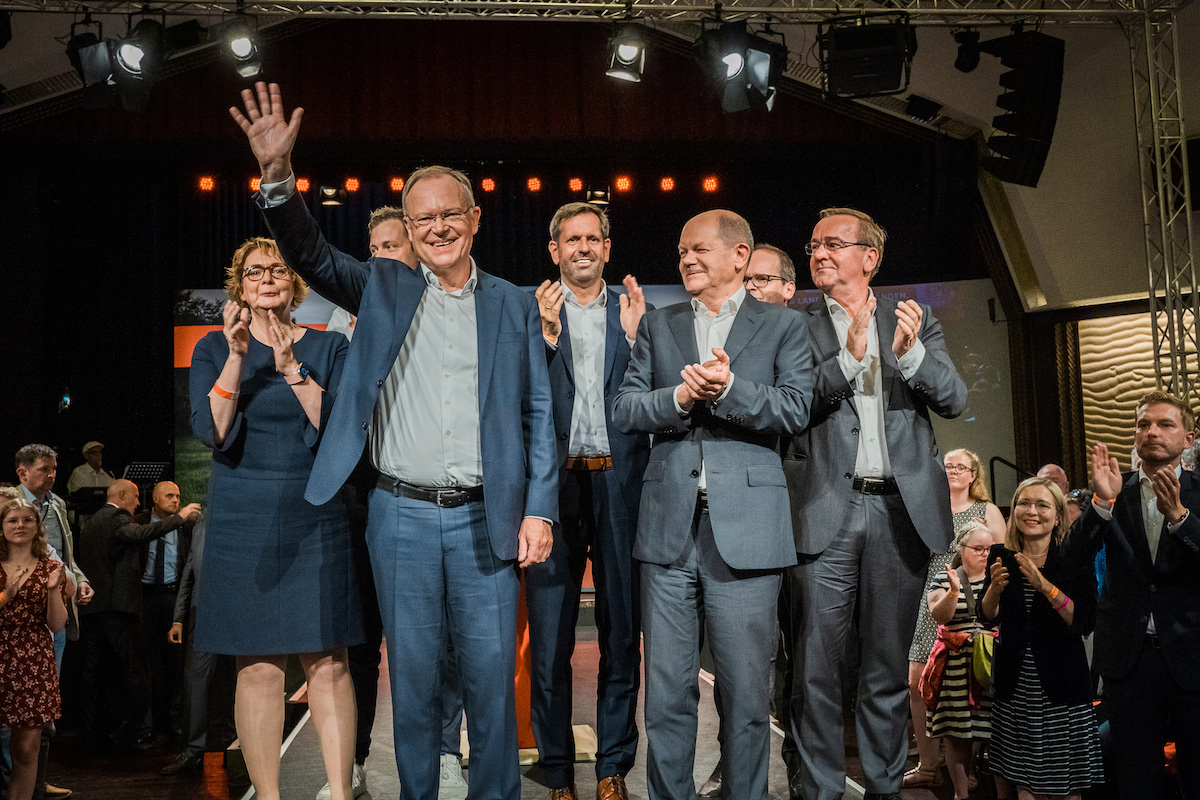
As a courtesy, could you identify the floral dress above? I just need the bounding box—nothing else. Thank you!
[0,558,62,726]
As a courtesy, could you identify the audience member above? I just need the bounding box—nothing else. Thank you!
[15,444,89,800]
[906,448,1004,789]
[614,209,812,800]
[1082,390,1200,800]
[1037,464,1071,495]
[981,477,1104,800]
[189,235,362,800]
[75,480,199,749]
[0,499,68,800]
[923,522,997,800]
[135,481,194,738]
[527,202,648,800]
[66,443,114,495]
[231,82,558,800]
[784,207,967,800]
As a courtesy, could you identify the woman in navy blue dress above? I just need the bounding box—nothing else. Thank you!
[189,237,363,800]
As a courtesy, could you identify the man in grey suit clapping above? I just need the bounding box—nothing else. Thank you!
[784,208,968,800]
[614,209,812,800]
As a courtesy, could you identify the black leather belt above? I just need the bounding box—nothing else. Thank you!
[376,474,484,509]
[851,476,899,495]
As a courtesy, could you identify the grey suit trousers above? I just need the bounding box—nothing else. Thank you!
[642,502,781,800]
[788,490,929,800]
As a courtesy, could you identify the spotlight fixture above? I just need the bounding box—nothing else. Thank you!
[660,177,675,191]
[390,177,405,192]
[614,176,632,192]
[250,177,261,191]
[113,18,166,84]
[954,29,981,73]
[344,177,360,192]
[568,178,584,192]
[527,177,542,192]
[586,189,610,206]
[320,186,346,206]
[480,178,495,192]
[65,13,110,86]
[606,23,646,83]
[817,12,915,99]
[296,178,310,193]
[702,176,719,192]
[223,17,262,78]
[695,21,787,113]
[198,176,215,191]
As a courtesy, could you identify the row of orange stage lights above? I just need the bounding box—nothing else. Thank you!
[197,175,721,194]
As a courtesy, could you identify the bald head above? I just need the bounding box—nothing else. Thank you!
[678,210,753,312]
[107,479,140,513]
[1036,464,1069,494]
[152,481,180,516]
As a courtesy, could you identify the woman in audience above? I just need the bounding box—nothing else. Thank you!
[981,477,1103,800]
[906,448,1005,787]
[925,521,998,800]
[0,499,68,800]
[189,237,363,800]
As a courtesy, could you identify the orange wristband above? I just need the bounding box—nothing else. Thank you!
[212,382,236,400]
[1046,585,1060,603]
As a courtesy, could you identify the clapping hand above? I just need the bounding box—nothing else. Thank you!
[223,301,250,357]
[534,280,564,340]
[229,81,303,184]
[945,563,962,595]
[46,561,66,591]
[1013,552,1050,593]
[1091,442,1122,502]
[893,299,923,357]
[267,310,298,374]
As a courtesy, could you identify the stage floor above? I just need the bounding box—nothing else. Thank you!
[45,637,975,800]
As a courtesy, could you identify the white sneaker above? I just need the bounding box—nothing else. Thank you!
[315,763,367,800]
[439,753,469,800]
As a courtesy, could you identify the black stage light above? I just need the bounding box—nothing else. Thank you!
[586,189,610,206]
[225,17,262,78]
[66,13,107,84]
[818,12,915,99]
[695,21,787,113]
[954,29,981,73]
[113,18,166,84]
[606,23,646,83]
[320,187,347,206]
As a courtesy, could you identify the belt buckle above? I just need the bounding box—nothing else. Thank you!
[434,489,464,509]
[860,477,884,493]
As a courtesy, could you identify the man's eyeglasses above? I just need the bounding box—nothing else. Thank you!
[407,209,471,230]
[243,265,291,281]
[959,544,991,554]
[804,239,871,256]
[944,464,975,475]
[743,275,788,288]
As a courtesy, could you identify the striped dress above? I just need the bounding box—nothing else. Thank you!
[909,500,989,662]
[927,573,993,740]
[990,584,1105,794]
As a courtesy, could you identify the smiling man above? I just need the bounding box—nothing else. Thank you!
[527,203,649,800]
[614,209,811,800]
[231,82,557,800]
[783,207,967,800]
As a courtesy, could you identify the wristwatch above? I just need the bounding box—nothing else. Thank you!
[285,362,310,386]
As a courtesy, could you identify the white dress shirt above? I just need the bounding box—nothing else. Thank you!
[825,292,926,479]
[545,283,611,458]
[673,287,745,491]
[370,263,483,487]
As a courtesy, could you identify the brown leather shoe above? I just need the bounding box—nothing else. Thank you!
[596,775,628,800]
[549,785,578,800]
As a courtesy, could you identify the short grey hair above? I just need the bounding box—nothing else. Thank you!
[549,202,610,241]
[819,207,886,273]
[402,166,476,216]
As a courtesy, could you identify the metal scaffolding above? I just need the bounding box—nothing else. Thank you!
[1129,3,1198,402]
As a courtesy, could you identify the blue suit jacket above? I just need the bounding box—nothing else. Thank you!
[547,288,650,515]
[783,297,967,555]
[260,194,558,561]
[613,296,812,570]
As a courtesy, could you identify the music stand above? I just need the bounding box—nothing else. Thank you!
[124,462,170,509]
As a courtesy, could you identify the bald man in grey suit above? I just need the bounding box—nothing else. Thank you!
[614,210,812,800]
[783,208,967,800]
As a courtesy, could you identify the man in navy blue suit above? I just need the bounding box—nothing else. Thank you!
[231,82,558,800]
[1084,390,1200,800]
[526,203,650,800]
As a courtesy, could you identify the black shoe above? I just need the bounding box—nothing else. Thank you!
[131,732,164,751]
[161,752,204,775]
[697,761,723,800]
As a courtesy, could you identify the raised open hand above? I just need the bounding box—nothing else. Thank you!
[618,274,647,341]
[229,81,303,184]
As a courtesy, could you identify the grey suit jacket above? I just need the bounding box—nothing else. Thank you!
[783,296,967,555]
[614,296,813,570]
[40,491,87,640]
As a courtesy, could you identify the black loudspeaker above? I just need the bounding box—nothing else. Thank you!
[980,30,1065,188]
[818,13,915,99]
